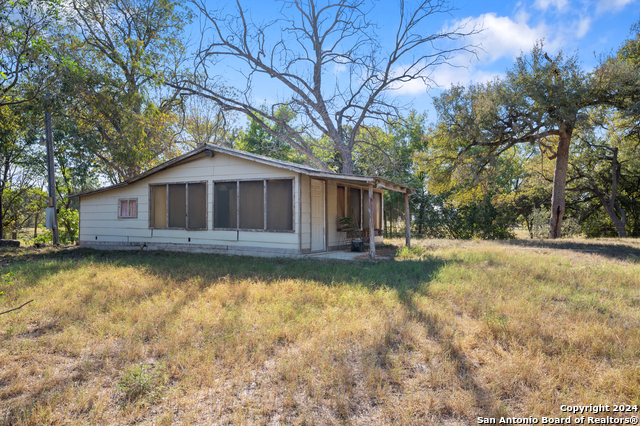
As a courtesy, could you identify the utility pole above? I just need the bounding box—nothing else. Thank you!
[44,111,59,245]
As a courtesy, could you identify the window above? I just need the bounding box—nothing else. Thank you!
[267,179,293,231]
[363,189,370,229]
[239,181,264,229]
[337,186,346,218]
[374,192,382,229]
[169,184,186,227]
[363,190,383,230]
[151,185,167,227]
[118,199,138,219]
[213,179,293,232]
[150,182,207,229]
[340,187,383,230]
[349,188,361,229]
[214,182,237,228]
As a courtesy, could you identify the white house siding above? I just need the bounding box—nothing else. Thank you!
[79,153,301,254]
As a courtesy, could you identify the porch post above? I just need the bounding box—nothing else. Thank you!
[369,184,375,261]
[404,192,411,248]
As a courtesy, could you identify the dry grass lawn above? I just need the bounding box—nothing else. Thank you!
[0,238,639,425]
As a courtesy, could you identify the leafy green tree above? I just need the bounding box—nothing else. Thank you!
[427,41,639,238]
[0,0,61,106]
[58,0,192,182]
[0,104,43,239]
[236,106,306,164]
[180,96,240,149]
[419,117,555,240]
[566,111,640,237]
[3,185,47,240]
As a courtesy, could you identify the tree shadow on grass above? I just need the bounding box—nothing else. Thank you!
[396,285,500,418]
[0,246,449,293]
[5,244,638,422]
[496,238,640,262]
[6,247,505,419]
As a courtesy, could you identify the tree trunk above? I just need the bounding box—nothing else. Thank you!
[417,191,425,236]
[0,157,7,241]
[600,147,627,238]
[549,127,572,239]
[340,146,354,175]
[0,190,3,240]
[404,192,411,248]
[609,202,627,238]
[34,211,39,239]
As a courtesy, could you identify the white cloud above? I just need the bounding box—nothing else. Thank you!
[333,63,347,77]
[429,65,504,89]
[388,13,552,93]
[389,61,503,94]
[390,77,431,95]
[463,13,557,63]
[576,17,591,38]
[534,0,569,11]
[387,6,600,93]
[596,0,637,13]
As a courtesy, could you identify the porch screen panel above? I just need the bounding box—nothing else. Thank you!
[267,179,293,231]
[374,192,382,229]
[349,188,361,229]
[151,185,167,227]
[337,186,346,218]
[188,183,207,229]
[363,189,370,229]
[168,184,186,228]
[214,182,237,228]
[239,181,264,229]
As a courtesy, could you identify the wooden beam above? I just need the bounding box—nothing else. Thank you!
[369,184,375,261]
[404,192,411,248]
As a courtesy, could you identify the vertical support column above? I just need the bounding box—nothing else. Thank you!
[404,192,410,248]
[368,184,375,261]
[45,111,59,246]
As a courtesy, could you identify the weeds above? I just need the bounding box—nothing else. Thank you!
[118,363,167,405]
[395,245,426,259]
[0,271,13,297]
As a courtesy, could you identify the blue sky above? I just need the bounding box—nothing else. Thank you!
[194,0,640,123]
[395,0,640,115]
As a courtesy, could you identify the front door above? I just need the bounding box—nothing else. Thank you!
[311,179,325,252]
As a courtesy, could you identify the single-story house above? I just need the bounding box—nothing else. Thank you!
[73,144,413,259]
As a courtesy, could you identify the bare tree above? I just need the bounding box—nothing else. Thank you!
[170,0,477,174]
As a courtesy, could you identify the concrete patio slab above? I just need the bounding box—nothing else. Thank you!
[303,251,393,261]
